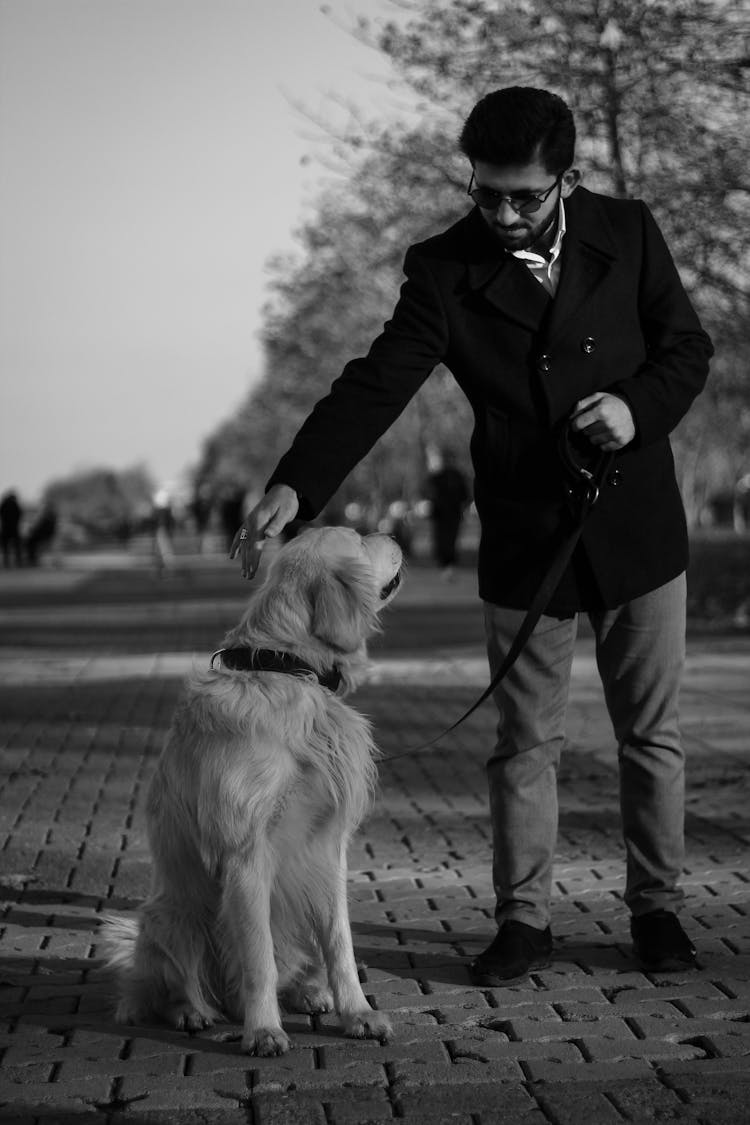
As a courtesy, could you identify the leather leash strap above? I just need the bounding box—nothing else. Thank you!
[382,432,614,762]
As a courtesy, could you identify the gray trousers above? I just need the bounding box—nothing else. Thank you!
[484,573,687,929]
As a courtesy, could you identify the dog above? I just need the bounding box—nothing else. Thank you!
[102,526,402,1055]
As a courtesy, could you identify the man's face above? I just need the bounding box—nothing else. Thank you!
[472,158,578,251]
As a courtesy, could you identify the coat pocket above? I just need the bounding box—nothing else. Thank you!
[472,405,511,490]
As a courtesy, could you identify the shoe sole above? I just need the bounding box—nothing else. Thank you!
[470,955,552,987]
[634,953,698,972]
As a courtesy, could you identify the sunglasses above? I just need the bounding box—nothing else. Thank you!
[467,171,562,215]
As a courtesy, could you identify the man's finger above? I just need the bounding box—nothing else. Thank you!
[581,420,611,437]
[571,408,599,431]
[229,526,252,559]
[571,393,605,420]
[239,539,264,580]
[264,515,289,537]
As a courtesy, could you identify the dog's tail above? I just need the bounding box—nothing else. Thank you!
[98,911,224,1026]
[99,914,140,971]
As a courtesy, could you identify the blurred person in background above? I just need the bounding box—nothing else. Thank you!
[220,488,247,553]
[0,490,24,568]
[151,489,176,577]
[426,447,470,578]
[25,503,58,566]
[190,484,213,554]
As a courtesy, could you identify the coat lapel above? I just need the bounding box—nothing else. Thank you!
[461,207,551,331]
[543,188,619,342]
[466,254,552,331]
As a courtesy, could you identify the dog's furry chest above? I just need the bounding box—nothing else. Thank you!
[153,675,377,871]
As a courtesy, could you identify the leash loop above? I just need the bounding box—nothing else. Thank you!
[584,480,600,507]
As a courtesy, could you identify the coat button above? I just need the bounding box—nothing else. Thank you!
[607,469,621,486]
[581,336,596,354]
[537,353,552,373]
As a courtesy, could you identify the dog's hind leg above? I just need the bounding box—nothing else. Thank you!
[220,850,291,1056]
[314,840,392,1043]
[112,886,217,1030]
[134,898,221,1031]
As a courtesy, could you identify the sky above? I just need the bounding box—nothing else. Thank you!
[0,0,412,504]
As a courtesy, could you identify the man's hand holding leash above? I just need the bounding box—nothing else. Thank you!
[230,484,299,579]
[571,392,636,451]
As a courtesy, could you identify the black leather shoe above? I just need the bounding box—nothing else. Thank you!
[631,909,697,970]
[469,920,552,986]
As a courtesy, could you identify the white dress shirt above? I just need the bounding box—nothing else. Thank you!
[510,198,566,296]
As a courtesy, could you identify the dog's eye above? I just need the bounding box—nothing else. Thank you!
[380,571,401,600]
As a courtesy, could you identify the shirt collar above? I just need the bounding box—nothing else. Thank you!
[510,196,567,266]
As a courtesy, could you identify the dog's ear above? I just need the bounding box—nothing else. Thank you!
[309,560,377,653]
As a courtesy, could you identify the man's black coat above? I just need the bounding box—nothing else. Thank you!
[268,186,713,612]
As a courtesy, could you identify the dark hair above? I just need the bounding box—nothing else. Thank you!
[459,87,575,173]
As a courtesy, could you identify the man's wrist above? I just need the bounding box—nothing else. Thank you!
[267,480,313,521]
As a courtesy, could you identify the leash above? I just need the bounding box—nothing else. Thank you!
[381,427,614,762]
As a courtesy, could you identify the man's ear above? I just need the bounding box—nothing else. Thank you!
[561,168,582,198]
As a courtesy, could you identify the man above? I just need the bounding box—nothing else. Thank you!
[0,491,24,568]
[232,87,712,983]
[426,447,470,579]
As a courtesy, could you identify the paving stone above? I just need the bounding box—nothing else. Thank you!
[0,1075,114,1113]
[374,1115,472,1125]
[249,1093,328,1123]
[394,1080,540,1116]
[117,1070,248,1109]
[532,1085,625,1124]
[321,1037,447,1067]
[603,1077,692,1120]
[679,995,750,1018]
[390,1057,524,1085]
[54,1053,186,1079]
[663,1070,750,1121]
[506,1015,635,1041]
[630,1013,750,1040]
[699,1031,750,1057]
[0,1062,54,1083]
[582,1037,707,1062]
[113,1113,249,1124]
[124,1033,195,1058]
[523,1057,653,1082]
[253,1061,387,1094]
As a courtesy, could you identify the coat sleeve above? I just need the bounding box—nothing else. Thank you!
[606,202,713,447]
[266,247,449,519]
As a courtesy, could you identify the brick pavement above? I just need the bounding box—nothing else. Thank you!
[0,557,749,1123]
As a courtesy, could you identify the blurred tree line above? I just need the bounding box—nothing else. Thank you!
[195,0,749,529]
[42,465,155,547]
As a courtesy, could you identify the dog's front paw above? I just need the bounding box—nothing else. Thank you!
[342,1009,392,1043]
[242,1026,292,1056]
[167,1003,214,1033]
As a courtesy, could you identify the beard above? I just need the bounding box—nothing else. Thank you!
[482,206,558,252]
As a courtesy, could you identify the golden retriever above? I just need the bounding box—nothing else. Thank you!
[102,526,402,1055]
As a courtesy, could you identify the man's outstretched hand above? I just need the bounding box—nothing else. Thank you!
[229,484,300,580]
[570,392,636,451]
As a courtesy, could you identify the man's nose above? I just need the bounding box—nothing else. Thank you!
[495,198,520,224]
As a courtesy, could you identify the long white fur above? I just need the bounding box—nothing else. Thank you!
[101,527,401,1055]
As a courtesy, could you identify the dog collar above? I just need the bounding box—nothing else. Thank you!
[210,647,343,692]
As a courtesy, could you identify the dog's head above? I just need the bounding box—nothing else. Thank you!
[229,526,403,665]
